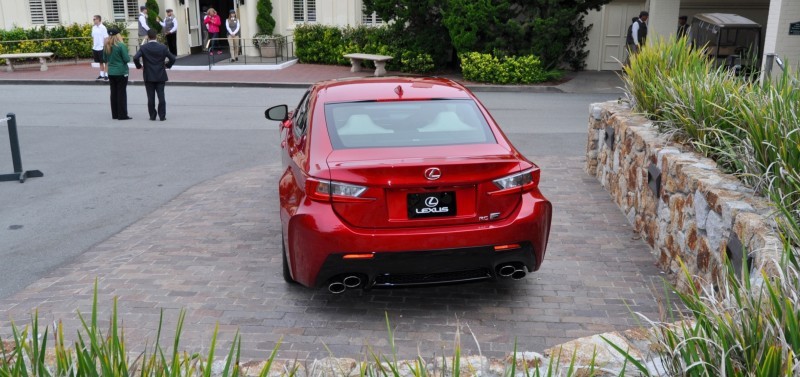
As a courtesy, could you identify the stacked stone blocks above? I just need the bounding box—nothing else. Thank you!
[586,101,782,294]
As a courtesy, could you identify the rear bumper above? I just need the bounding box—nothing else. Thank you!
[317,243,536,288]
[284,191,552,288]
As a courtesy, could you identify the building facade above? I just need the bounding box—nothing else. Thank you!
[1,0,797,74]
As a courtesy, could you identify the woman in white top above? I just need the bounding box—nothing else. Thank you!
[226,9,241,62]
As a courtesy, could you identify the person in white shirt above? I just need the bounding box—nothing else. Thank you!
[158,9,178,55]
[91,15,108,80]
[226,10,241,62]
[138,5,150,45]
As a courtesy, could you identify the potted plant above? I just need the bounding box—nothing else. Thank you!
[253,0,279,57]
[254,33,284,58]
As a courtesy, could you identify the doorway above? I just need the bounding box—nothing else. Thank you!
[189,0,237,54]
[600,2,645,70]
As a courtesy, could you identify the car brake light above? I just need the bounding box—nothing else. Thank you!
[492,168,539,193]
[306,178,370,202]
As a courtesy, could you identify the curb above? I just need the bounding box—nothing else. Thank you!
[0,79,567,93]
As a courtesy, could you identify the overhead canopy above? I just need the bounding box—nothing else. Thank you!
[693,13,761,28]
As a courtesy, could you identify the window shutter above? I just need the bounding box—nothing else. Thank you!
[127,0,138,20]
[307,0,316,22]
[30,0,45,24]
[293,0,303,22]
[113,0,126,21]
[44,0,59,24]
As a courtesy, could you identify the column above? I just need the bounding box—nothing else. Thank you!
[762,0,800,79]
[646,0,681,44]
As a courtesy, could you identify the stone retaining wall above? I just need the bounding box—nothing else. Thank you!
[585,101,782,293]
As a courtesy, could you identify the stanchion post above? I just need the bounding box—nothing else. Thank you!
[7,113,23,173]
[1,112,43,183]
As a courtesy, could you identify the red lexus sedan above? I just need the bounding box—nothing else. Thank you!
[266,77,551,293]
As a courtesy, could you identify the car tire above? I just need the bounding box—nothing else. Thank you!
[282,237,297,284]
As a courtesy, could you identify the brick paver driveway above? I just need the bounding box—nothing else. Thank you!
[0,152,667,361]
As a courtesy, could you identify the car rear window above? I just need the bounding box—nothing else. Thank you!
[324,99,497,149]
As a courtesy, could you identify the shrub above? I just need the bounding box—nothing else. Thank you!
[294,24,433,73]
[459,52,557,84]
[0,22,127,61]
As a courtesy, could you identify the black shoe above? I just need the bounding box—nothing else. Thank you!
[103,76,109,81]
[96,75,103,80]
[150,116,156,121]
[119,116,132,120]
[159,117,166,121]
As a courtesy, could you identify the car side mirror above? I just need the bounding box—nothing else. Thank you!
[265,105,289,122]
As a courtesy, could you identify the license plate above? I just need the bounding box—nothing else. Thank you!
[407,191,456,218]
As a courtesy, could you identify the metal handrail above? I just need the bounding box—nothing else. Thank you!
[203,37,294,70]
[764,53,799,86]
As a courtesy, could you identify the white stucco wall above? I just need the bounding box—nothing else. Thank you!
[763,0,800,76]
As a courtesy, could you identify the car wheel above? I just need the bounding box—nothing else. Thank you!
[282,237,297,284]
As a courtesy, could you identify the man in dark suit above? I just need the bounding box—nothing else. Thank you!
[133,29,177,121]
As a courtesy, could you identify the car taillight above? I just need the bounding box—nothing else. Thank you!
[306,178,370,202]
[491,168,539,194]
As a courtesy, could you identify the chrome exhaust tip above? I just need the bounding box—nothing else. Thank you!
[328,281,346,294]
[343,275,362,288]
[511,269,527,280]
[497,264,516,278]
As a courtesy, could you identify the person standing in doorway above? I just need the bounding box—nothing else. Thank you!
[158,9,178,55]
[625,11,649,65]
[133,29,177,121]
[677,15,689,38]
[226,9,241,63]
[103,28,131,120]
[91,15,108,80]
[204,8,222,55]
[138,5,151,46]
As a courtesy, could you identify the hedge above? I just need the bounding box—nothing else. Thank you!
[293,24,434,74]
[0,22,129,63]
[459,52,560,84]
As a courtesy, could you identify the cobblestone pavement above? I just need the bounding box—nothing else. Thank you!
[0,155,668,361]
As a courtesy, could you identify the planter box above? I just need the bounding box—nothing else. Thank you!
[259,45,280,58]
[585,101,782,294]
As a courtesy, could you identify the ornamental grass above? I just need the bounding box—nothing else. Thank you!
[616,36,800,375]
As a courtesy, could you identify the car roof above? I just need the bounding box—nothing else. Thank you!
[312,76,473,103]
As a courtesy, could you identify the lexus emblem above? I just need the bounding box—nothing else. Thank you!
[424,196,439,207]
[424,167,441,181]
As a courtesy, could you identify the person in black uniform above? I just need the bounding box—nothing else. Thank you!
[133,30,177,121]
[625,11,649,65]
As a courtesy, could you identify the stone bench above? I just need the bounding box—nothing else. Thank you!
[343,53,393,77]
[0,52,54,72]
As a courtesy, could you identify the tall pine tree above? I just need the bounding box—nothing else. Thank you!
[256,0,276,35]
[145,0,162,33]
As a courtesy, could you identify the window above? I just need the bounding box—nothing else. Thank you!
[292,91,311,137]
[325,100,496,149]
[29,0,59,25]
[112,0,139,21]
[361,4,383,25]
[293,0,316,23]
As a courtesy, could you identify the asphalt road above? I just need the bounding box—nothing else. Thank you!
[0,84,613,299]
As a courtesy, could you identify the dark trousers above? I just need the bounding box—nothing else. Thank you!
[108,75,128,119]
[165,33,177,55]
[208,32,218,52]
[145,81,166,120]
